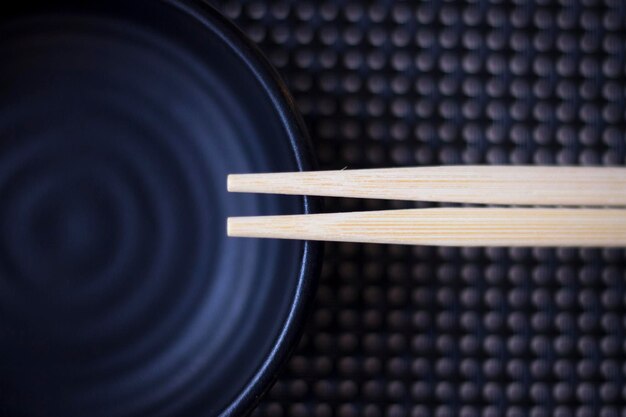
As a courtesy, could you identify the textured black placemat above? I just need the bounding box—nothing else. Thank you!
[212,1,626,416]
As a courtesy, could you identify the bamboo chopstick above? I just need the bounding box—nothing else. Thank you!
[227,208,626,247]
[228,166,626,206]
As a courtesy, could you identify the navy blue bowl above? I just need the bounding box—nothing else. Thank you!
[0,1,320,416]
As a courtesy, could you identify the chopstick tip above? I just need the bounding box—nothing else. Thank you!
[226,217,235,236]
[226,174,235,192]
[227,173,254,193]
[227,217,249,237]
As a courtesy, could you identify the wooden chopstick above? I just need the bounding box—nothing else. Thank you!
[228,166,626,206]
[227,208,626,247]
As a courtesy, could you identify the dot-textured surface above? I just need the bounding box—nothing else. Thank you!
[212,1,626,416]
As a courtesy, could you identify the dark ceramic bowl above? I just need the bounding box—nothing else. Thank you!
[0,1,320,416]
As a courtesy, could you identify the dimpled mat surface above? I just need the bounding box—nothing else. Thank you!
[211,1,626,417]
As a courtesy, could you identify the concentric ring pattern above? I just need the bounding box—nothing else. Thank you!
[0,2,312,417]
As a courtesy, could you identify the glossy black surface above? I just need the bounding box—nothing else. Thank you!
[0,1,319,416]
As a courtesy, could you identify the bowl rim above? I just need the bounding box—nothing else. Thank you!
[164,0,322,415]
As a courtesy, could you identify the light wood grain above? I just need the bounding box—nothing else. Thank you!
[228,208,626,247]
[228,166,626,206]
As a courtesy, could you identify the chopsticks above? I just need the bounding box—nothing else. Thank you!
[228,166,626,206]
[228,208,626,247]
[227,166,626,247]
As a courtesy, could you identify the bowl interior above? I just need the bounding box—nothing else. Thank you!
[0,1,313,416]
